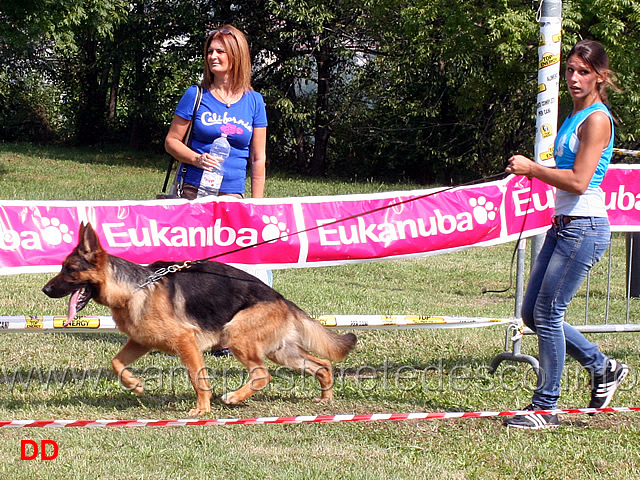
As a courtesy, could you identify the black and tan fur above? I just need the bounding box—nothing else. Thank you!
[42,223,356,415]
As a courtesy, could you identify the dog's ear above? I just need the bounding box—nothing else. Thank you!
[77,222,87,240]
[77,222,104,264]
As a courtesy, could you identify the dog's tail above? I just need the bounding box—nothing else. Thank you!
[290,303,357,361]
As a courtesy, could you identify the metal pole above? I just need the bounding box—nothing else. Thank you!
[489,1,563,376]
[531,0,562,268]
[627,232,640,298]
[514,238,526,319]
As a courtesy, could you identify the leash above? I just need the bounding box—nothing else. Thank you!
[138,172,511,289]
[137,261,193,290]
[481,180,534,294]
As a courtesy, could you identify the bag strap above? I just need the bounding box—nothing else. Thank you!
[162,85,203,193]
[182,85,203,146]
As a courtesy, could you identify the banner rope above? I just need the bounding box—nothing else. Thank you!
[135,172,511,288]
[1,407,638,428]
[193,172,510,264]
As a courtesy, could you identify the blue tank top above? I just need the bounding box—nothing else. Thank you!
[554,102,613,189]
[553,102,613,217]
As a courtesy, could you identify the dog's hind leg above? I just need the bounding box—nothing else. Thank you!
[221,307,275,405]
[174,335,212,416]
[220,351,271,405]
[112,339,150,396]
[268,346,335,402]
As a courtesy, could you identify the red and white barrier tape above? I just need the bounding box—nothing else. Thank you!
[1,407,638,428]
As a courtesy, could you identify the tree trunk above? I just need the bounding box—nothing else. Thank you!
[311,40,332,176]
[75,38,104,145]
[294,125,307,171]
[108,60,121,121]
[128,2,146,150]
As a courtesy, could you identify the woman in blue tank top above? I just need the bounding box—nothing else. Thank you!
[503,40,629,429]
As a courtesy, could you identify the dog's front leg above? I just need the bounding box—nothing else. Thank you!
[112,339,150,395]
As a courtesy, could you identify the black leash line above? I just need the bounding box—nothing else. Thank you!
[481,178,534,294]
[139,172,512,288]
[480,212,527,294]
[193,172,511,264]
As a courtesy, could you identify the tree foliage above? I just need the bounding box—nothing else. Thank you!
[1,0,639,183]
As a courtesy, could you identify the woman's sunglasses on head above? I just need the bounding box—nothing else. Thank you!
[208,29,234,37]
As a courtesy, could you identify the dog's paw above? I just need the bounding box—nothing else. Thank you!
[131,385,144,396]
[313,394,333,403]
[188,407,210,416]
[121,381,144,396]
[221,392,239,405]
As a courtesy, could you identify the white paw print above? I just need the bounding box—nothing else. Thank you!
[261,215,289,243]
[469,197,496,225]
[41,217,73,246]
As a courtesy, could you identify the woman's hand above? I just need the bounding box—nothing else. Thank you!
[194,153,222,172]
[506,155,536,178]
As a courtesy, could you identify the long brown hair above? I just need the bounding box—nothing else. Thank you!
[201,25,253,94]
[567,40,620,106]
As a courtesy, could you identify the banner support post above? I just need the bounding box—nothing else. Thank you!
[491,0,564,376]
[530,0,563,267]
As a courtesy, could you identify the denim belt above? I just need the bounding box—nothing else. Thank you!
[552,215,589,227]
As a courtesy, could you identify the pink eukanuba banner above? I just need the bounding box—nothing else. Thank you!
[1,166,638,274]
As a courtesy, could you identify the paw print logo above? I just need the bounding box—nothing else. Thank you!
[40,217,73,246]
[469,196,497,225]
[261,215,289,243]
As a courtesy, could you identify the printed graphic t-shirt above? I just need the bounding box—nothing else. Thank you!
[175,85,268,194]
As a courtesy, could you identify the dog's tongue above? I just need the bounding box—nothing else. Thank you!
[65,290,81,326]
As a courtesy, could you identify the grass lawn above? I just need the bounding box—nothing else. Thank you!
[0,143,639,479]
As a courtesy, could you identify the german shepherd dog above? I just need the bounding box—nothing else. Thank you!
[43,223,357,415]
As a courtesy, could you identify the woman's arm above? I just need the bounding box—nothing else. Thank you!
[165,86,215,170]
[164,115,218,171]
[507,111,611,194]
[249,126,267,198]
[165,115,199,165]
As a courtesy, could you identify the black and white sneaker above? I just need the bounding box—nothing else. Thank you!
[588,359,629,412]
[503,404,560,429]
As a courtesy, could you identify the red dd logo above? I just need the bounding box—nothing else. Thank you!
[20,440,59,460]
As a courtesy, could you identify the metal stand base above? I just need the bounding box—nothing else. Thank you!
[488,322,539,376]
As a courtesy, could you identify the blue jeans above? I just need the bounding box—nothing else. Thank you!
[522,216,610,409]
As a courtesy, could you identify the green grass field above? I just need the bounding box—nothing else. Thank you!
[0,143,639,479]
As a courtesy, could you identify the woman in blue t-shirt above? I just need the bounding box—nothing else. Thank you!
[165,25,267,199]
[504,40,629,429]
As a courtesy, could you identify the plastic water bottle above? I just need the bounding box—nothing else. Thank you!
[198,134,230,197]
